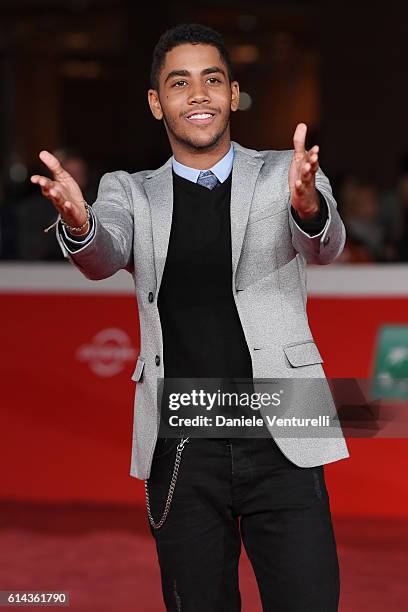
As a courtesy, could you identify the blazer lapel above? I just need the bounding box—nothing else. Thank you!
[143,158,173,294]
[230,141,264,281]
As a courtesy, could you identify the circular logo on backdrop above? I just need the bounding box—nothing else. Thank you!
[76,328,138,377]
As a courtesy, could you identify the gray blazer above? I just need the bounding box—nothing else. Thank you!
[57,141,349,480]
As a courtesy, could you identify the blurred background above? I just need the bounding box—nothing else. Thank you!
[2,0,408,262]
[1,1,408,611]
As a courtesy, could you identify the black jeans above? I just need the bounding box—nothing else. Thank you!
[146,436,340,611]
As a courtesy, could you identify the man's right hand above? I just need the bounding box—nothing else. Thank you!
[31,150,90,236]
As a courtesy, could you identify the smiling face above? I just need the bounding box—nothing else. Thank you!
[148,43,240,166]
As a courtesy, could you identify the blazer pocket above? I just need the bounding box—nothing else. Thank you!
[247,204,287,225]
[131,356,145,382]
[283,341,323,367]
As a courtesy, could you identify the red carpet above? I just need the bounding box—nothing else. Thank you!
[0,502,406,611]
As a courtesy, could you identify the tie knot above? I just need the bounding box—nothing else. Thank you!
[197,170,220,190]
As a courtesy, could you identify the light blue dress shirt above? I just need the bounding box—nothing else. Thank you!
[172,143,234,184]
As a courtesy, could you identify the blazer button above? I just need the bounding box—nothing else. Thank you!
[148,291,154,303]
[323,236,330,246]
[155,355,160,366]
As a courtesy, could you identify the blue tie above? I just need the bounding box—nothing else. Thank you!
[197,170,220,190]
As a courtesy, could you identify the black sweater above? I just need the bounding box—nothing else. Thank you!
[157,170,253,381]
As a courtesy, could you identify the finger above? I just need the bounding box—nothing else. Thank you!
[31,175,53,189]
[37,180,54,198]
[307,144,319,161]
[293,123,307,157]
[40,185,52,198]
[48,186,65,205]
[309,144,319,156]
[38,150,68,180]
[301,161,313,181]
[310,162,319,175]
[36,180,62,205]
[38,177,54,190]
[308,154,320,172]
[295,179,306,195]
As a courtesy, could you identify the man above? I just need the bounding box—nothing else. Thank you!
[31,23,349,612]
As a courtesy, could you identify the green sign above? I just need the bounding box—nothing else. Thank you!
[371,325,408,400]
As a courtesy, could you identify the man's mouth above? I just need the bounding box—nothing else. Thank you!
[185,112,216,125]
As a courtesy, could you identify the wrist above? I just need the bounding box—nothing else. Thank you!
[67,221,90,237]
[60,202,91,234]
[295,192,320,220]
[296,205,319,220]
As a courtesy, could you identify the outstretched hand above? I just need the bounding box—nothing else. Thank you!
[31,151,89,234]
[288,123,320,220]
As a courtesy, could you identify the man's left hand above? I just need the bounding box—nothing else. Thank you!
[289,123,320,220]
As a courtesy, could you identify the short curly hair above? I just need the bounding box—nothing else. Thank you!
[150,22,234,91]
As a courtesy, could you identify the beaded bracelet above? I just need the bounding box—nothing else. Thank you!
[59,202,91,233]
[43,202,91,234]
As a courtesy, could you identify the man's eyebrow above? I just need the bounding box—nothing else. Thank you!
[201,66,226,77]
[164,66,226,84]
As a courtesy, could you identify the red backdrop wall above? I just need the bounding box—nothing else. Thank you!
[1,265,407,517]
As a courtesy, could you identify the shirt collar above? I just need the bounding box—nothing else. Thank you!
[171,143,234,184]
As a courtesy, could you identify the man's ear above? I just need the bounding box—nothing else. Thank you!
[230,81,240,112]
[148,89,163,120]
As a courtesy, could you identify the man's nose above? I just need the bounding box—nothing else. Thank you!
[188,83,210,104]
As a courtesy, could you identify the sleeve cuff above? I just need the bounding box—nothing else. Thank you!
[59,208,95,248]
[290,190,329,236]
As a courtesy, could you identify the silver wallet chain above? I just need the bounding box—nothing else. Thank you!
[145,437,190,530]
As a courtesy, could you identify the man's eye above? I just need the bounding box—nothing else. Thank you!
[207,77,221,84]
[173,80,187,87]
